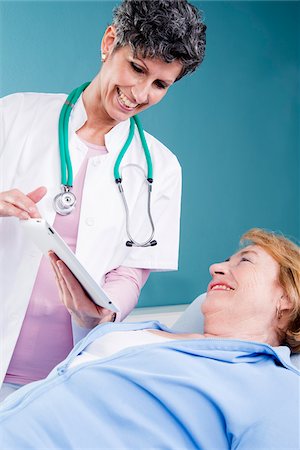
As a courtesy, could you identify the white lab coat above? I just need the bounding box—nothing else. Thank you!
[0,92,181,387]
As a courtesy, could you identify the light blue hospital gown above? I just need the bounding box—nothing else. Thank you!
[0,321,299,449]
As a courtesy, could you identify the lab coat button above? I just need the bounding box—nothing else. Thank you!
[85,217,95,226]
[92,158,100,167]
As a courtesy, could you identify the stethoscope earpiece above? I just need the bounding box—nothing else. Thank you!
[126,240,157,248]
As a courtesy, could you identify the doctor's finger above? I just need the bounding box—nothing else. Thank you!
[0,189,39,218]
[51,253,73,310]
[57,261,86,311]
[56,260,114,327]
[48,251,60,267]
[48,253,67,298]
[57,272,73,308]
[0,200,30,219]
[56,260,90,312]
[57,262,113,320]
[27,186,47,202]
[49,258,64,300]
[54,263,74,309]
[49,252,81,309]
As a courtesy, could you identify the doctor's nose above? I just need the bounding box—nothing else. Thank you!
[131,85,149,105]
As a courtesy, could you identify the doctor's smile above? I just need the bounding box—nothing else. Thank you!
[116,87,139,110]
[96,40,183,124]
[0,0,207,399]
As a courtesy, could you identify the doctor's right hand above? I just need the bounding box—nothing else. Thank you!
[0,186,47,219]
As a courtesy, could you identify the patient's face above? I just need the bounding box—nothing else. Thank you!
[202,245,284,334]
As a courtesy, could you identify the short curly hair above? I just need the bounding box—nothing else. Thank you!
[112,0,207,80]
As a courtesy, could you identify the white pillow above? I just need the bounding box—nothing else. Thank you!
[172,294,206,333]
[172,293,300,369]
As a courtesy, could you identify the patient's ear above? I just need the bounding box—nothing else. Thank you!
[275,294,293,332]
[277,294,293,327]
[280,293,293,312]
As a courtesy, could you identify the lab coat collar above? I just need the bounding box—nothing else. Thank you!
[70,94,131,154]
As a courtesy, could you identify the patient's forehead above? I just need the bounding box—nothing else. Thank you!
[234,244,261,258]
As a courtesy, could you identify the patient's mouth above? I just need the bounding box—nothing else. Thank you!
[210,283,234,291]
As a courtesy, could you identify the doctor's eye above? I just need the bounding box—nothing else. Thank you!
[130,62,144,74]
[154,80,167,90]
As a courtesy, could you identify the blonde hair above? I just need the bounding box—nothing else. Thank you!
[241,228,300,353]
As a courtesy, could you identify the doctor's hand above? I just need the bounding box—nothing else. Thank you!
[0,186,47,219]
[49,251,115,328]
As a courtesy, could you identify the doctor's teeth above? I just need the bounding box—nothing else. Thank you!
[118,89,137,108]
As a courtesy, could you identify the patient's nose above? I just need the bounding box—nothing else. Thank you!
[209,262,227,276]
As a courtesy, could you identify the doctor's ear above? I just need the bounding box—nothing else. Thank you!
[101,26,117,57]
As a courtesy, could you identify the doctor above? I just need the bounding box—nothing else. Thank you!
[0,0,206,398]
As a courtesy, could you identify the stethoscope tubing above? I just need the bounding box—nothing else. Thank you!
[59,82,90,186]
[55,82,157,247]
[113,117,135,182]
[113,115,153,182]
[133,115,153,181]
[118,181,155,247]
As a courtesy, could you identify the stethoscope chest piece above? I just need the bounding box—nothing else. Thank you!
[53,186,76,216]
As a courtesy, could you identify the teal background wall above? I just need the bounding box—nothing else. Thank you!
[1,1,299,307]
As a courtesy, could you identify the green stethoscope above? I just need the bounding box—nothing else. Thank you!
[53,82,157,247]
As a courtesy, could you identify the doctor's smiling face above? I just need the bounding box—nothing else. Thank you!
[94,26,183,125]
[202,245,291,344]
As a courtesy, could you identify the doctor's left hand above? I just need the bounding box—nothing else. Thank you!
[49,251,115,328]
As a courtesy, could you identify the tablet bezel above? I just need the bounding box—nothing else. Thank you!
[20,218,119,313]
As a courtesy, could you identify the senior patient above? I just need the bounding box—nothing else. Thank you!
[1,228,299,449]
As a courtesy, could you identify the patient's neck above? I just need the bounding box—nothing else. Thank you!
[202,328,281,347]
[147,327,281,347]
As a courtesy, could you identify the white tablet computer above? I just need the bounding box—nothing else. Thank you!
[20,218,119,313]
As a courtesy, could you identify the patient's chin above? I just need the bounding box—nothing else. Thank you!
[201,295,232,319]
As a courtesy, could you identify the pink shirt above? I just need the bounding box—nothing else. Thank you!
[5,141,149,385]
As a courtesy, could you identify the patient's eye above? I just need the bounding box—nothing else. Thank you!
[240,257,252,263]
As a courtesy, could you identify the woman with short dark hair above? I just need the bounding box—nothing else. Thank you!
[0,0,206,399]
